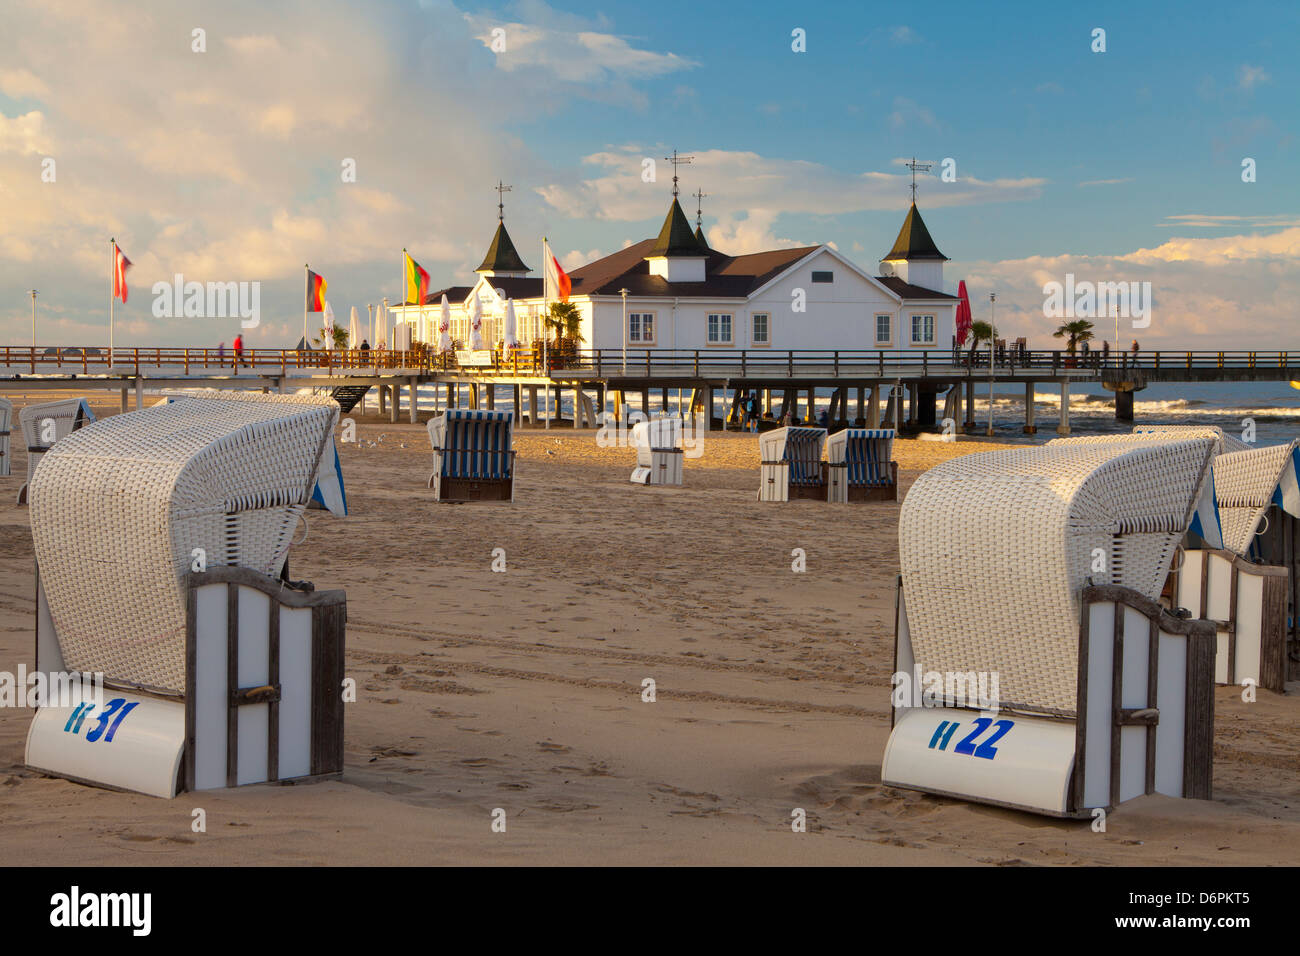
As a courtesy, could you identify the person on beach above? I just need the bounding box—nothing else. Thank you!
[745,391,759,432]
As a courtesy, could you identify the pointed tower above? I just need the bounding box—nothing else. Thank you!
[692,187,710,252]
[476,181,531,277]
[879,204,948,291]
[645,198,708,282]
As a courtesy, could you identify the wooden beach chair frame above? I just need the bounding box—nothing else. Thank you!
[427,409,516,502]
[23,392,347,798]
[882,439,1220,817]
[826,428,897,502]
[0,395,10,477]
[629,416,684,486]
[17,397,95,504]
[758,426,827,502]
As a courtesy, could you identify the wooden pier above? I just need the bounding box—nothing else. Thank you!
[1,345,1295,433]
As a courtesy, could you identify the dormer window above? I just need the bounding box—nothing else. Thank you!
[811,271,834,283]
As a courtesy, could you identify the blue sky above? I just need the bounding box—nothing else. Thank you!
[0,0,1296,347]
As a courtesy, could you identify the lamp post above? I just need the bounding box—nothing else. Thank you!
[29,289,37,349]
[987,292,996,437]
[620,288,629,375]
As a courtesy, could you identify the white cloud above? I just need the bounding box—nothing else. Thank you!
[888,96,939,130]
[1078,178,1134,187]
[539,146,1044,224]
[1238,64,1270,90]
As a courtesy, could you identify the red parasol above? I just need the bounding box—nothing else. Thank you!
[955,279,973,346]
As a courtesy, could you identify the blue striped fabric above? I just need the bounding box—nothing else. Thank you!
[840,429,894,486]
[784,428,825,485]
[440,409,514,480]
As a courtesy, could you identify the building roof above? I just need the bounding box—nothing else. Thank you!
[876,276,958,300]
[883,204,949,262]
[649,199,708,258]
[566,239,821,298]
[424,285,474,305]
[476,221,531,274]
[693,224,709,250]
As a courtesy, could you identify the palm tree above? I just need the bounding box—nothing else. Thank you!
[1053,319,1094,354]
[544,301,583,347]
[966,320,997,365]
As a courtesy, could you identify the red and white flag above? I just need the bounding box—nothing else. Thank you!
[543,239,571,302]
[112,241,132,303]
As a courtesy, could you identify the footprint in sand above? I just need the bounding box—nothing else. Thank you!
[537,741,572,754]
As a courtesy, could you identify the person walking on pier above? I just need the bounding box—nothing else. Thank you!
[1130,339,1140,368]
[233,333,248,368]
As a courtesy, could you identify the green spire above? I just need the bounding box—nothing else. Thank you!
[476,221,531,273]
[650,198,707,257]
[883,204,948,261]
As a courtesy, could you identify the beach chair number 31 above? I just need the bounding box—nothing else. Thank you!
[927,717,1014,760]
[61,699,140,743]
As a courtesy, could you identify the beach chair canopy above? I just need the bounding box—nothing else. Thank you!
[629,416,682,462]
[1210,439,1300,555]
[827,428,895,487]
[428,409,514,480]
[28,391,340,695]
[899,438,1216,716]
[20,397,95,447]
[759,426,826,486]
[1132,424,1250,454]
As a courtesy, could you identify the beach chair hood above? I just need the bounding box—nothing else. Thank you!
[1210,439,1300,555]
[28,391,339,695]
[899,437,1216,715]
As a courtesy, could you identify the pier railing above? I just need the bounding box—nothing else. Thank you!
[0,345,1293,379]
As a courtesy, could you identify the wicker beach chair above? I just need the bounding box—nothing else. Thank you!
[826,428,897,502]
[24,392,347,797]
[1131,424,1251,454]
[758,426,827,501]
[883,439,1219,816]
[629,416,684,486]
[0,396,10,477]
[16,397,95,504]
[1169,440,1299,693]
[427,409,515,502]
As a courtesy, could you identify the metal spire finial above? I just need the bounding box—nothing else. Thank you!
[904,157,932,204]
[664,150,694,199]
[495,180,512,221]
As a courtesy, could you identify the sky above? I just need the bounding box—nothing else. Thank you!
[0,0,1296,349]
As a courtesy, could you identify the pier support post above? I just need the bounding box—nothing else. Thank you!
[486,384,495,410]
[963,380,977,433]
[409,377,418,424]
[469,383,479,410]
[1115,389,1135,421]
[135,378,143,410]
[1056,381,1071,435]
[806,388,816,424]
[1024,381,1038,434]
[641,388,650,415]
[762,389,772,415]
[528,386,539,424]
[120,387,128,413]
[866,386,880,427]
[378,383,387,415]
[705,386,716,431]
[856,386,866,426]
[389,384,399,424]
[513,384,522,419]
[661,387,669,412]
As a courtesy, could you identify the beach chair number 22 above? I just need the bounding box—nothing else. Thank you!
[928,717,1014,760]
[62,698,140,743]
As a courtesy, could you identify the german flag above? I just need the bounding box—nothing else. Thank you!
[404,250,429,307]
[306,268,327,312]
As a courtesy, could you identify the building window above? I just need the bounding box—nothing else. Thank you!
[752,313,769,345]
[628,312,655,344]
[910,314,936,345]
[707,313,733,345]
[811,271,834,283]
[875,314,892,345]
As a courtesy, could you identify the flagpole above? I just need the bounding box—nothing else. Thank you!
[303,264,309,350]
[542,238,550,429]
[109,238,115,366]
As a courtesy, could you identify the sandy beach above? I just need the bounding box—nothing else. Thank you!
[1,393,1297,866]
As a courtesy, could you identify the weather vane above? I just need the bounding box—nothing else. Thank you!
[693,187,708,227]
[905,157,932,204]
[495,180,512,221]
[664,150,694,199]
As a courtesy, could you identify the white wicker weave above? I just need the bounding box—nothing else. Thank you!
[1130,424,1250,454]
[17,398,95,503]
[28,391,339,695]
[1210,440,1299,554]
[899,438,1216,715]
[0,396,10,477]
